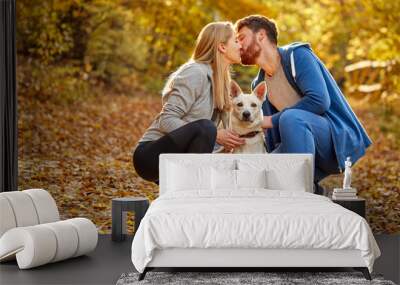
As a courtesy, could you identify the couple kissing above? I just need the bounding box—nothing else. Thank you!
[132,15,371,195]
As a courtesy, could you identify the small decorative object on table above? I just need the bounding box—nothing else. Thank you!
[331,157,366,218]
[332,157,358,200]
[112,197,149,242]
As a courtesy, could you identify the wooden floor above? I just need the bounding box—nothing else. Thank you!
[0,234,398,285]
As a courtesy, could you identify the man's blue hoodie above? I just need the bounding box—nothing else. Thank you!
[251,42,372,174]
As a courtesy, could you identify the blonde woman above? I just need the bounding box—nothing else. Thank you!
[133,22,245,184]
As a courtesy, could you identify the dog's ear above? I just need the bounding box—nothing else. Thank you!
[230,80,242,98]
[253,81,267,101]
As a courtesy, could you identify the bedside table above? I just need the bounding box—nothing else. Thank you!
[111,197,149,242]
[332,197,366,218]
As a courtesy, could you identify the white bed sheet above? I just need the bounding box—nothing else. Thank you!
[131,190,380,273]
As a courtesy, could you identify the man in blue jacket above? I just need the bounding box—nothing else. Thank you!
[234,15,372,194]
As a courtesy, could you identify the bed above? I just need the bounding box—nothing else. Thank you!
[131,153,381,281]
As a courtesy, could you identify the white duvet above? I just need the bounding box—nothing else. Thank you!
[131,190,381,273]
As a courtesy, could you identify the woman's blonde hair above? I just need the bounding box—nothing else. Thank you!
[192,21,234,112]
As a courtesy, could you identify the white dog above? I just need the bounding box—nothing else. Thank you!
[219,81,268,154]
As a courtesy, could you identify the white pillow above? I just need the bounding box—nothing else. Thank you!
[211,168,268,190]
[211,168,236,190]
[265,164,307,191]
[167,162,211,191]
[236,169,268,189]
[237,159,308,191]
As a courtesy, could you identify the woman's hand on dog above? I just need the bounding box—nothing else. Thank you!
[216,129,245,151]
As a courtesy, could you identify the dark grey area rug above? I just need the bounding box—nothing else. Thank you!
[116,271,396,285]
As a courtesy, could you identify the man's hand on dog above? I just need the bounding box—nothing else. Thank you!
[262,116,273,129]
[216,129,245,152]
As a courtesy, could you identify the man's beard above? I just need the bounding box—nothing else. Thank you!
[240,36,261,65]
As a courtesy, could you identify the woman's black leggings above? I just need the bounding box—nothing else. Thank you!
[133,119,217,184]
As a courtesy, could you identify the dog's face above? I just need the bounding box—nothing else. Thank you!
[230,81,267,123]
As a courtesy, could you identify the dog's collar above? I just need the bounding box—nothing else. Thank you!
[239,131,260,138]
